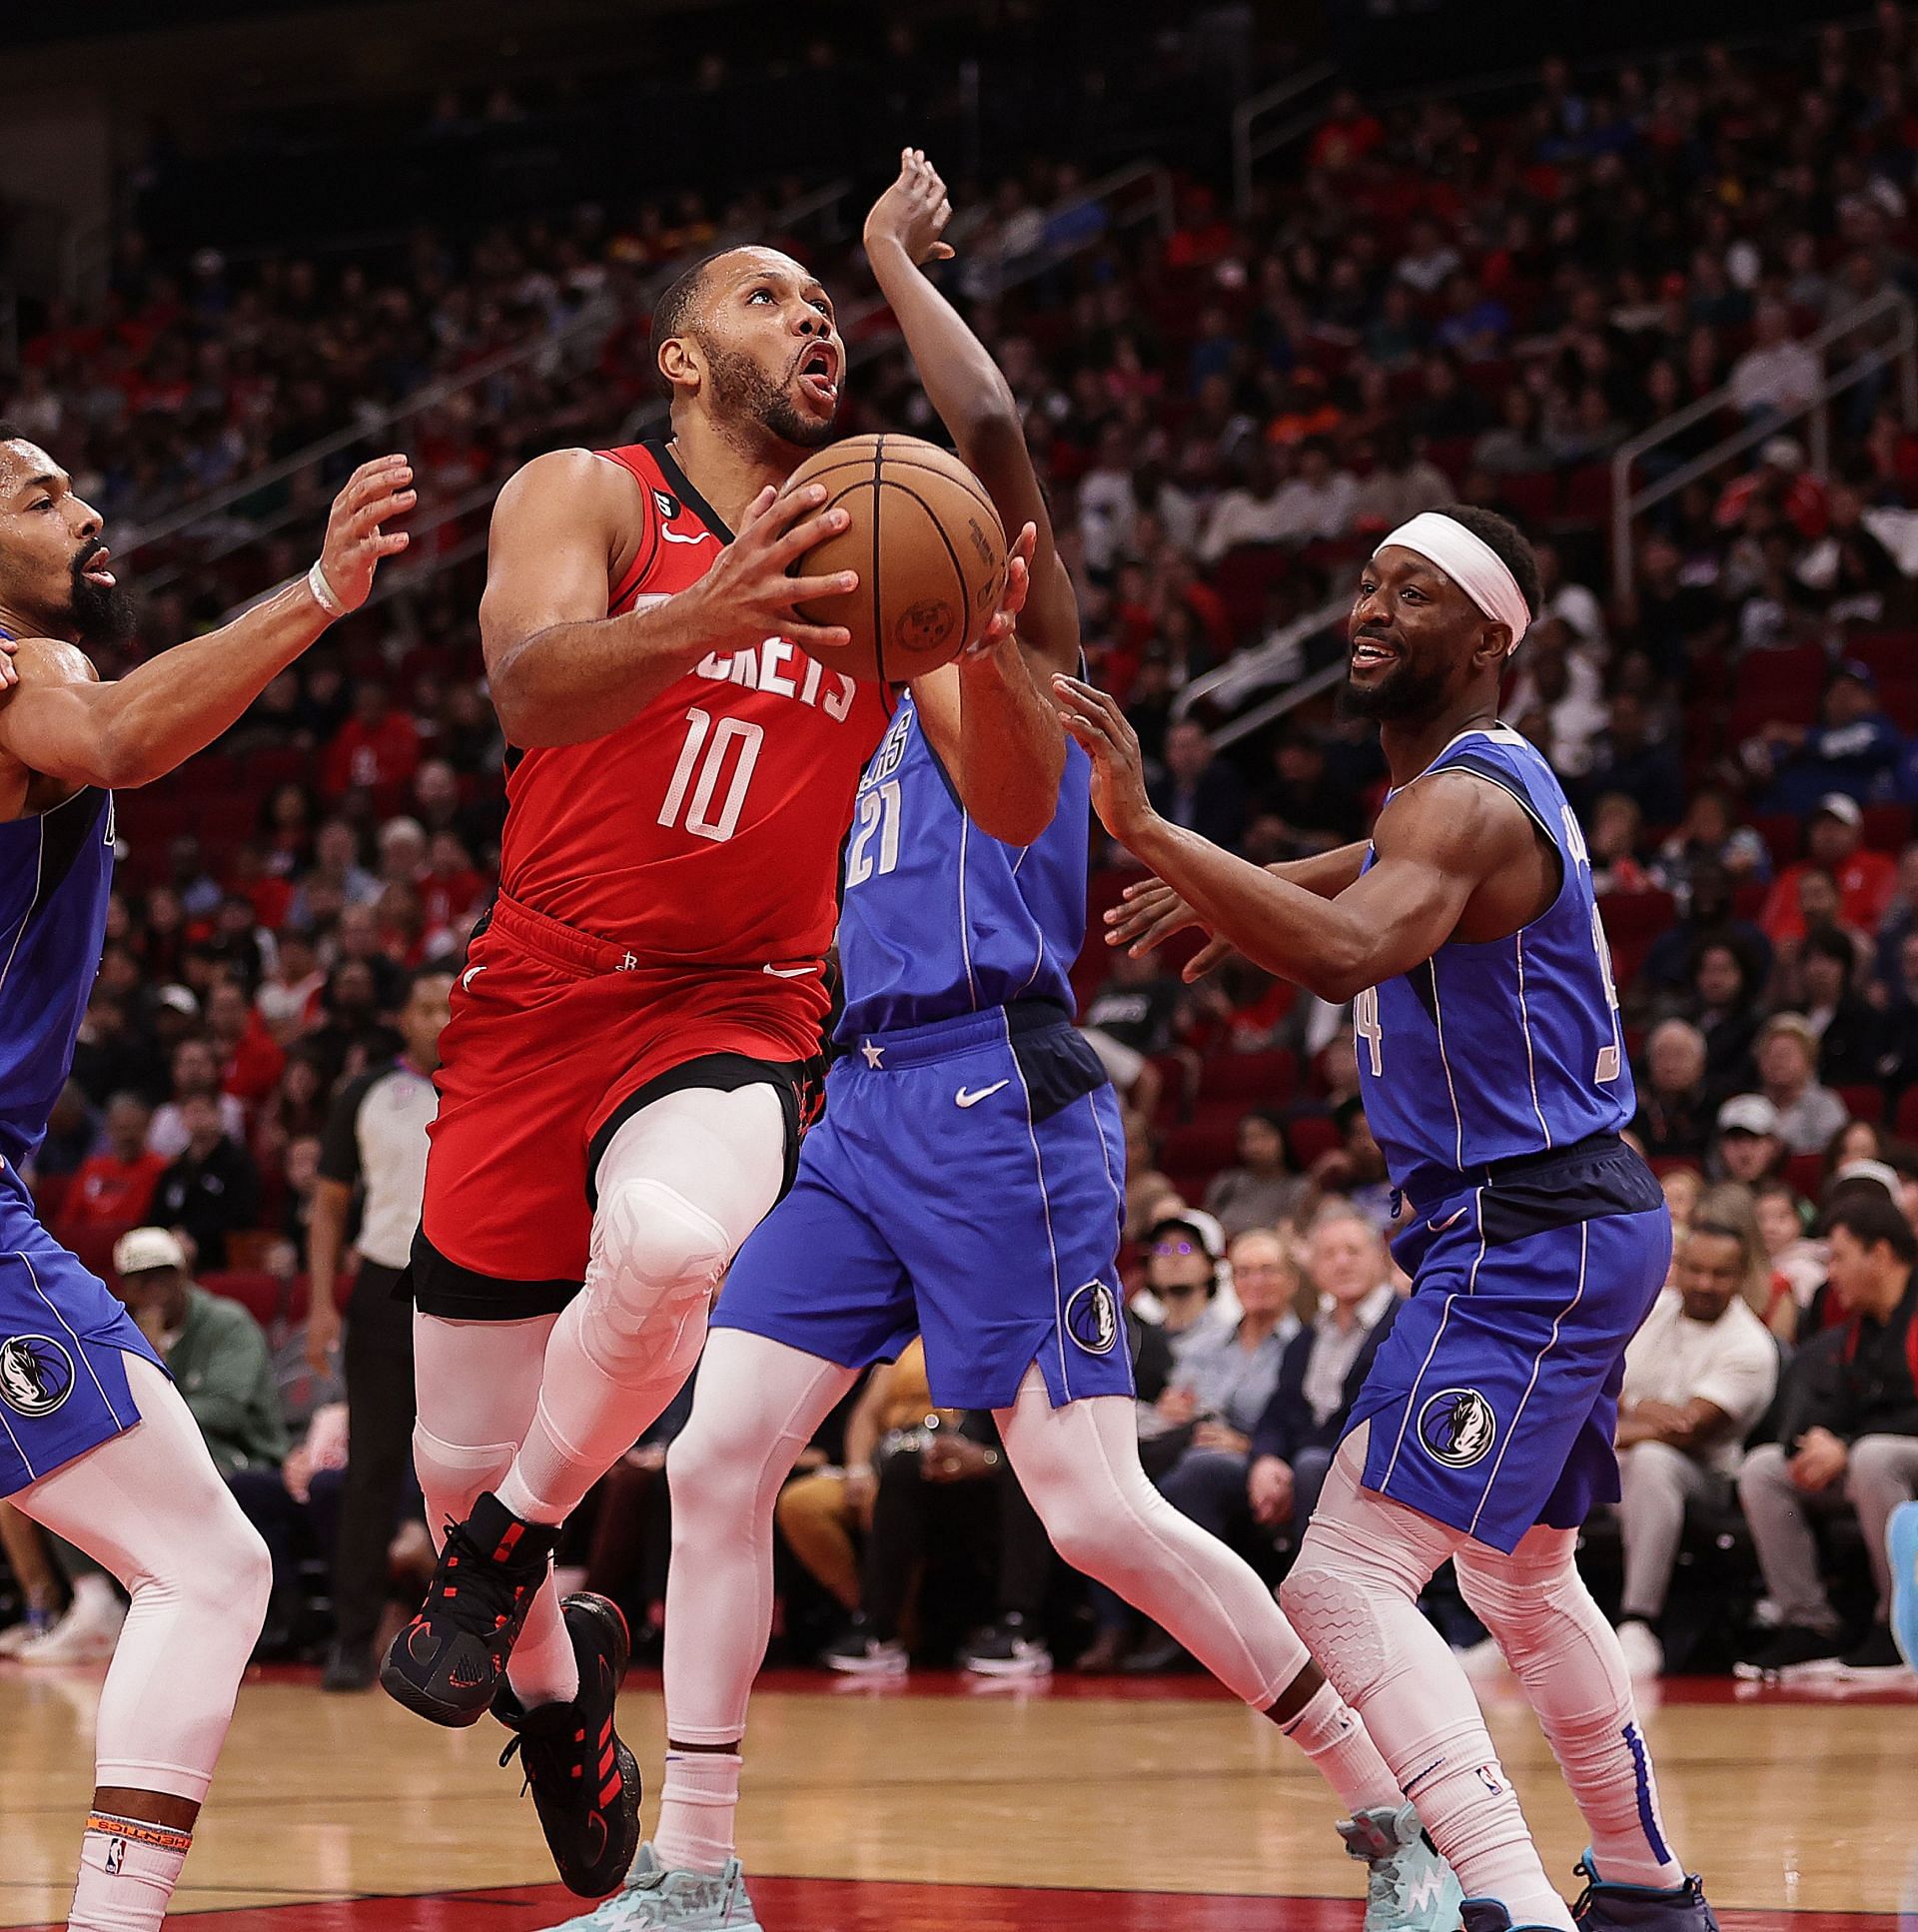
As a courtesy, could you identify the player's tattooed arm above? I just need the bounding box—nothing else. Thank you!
[481,450,855,747]
[865,148,1078,677]
[0,457,411,805]
[1057,675,1533,1002]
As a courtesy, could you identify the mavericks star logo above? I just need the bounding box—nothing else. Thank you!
[1417,1388,1497,1468]
[0,1334,76,1418]
[1065,1281,1121,1357]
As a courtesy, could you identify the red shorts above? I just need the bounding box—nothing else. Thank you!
[414,891,825,1316]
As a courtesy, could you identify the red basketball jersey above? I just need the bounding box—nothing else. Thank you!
[496,440,890,966]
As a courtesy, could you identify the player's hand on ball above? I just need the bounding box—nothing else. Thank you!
[1053,673,1155,844]
[865,147,955,267]
[960,521,1038,661]
[690,482,858,656]
[315,455,415,613]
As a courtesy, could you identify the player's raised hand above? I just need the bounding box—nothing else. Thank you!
[685,482,858,656]
[864,147,956,268]
[1053,672,1155,844]
[960,521,1038,661]
[313,455,415,615]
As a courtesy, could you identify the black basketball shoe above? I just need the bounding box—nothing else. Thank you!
[494,1592,642,1897]
[379,1490,560,1728]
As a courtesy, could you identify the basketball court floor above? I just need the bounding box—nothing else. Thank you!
[7,1665,1916,1930]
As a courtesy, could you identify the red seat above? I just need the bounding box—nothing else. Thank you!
[1596,890,1676,995]
[1897,1085,1918,1140]
[1209,544,1292,641]
[1862,802,1913,853]
[1285,1112,1344,1169]
[1836,1084,1885,1125]
[200,1269,283,1329]
[1879,678,1918,734]
[1844,628,1918,686]
[1161,1116,1243,1173]
[1558,464,1611,526]
[1750,814,1803,871]
[1197,1049,1299,1110]
[1783,1152,1826,1201]
[1494,471,1557,528]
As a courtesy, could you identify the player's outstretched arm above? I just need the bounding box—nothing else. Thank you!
[0,456,413,795]
[1056,674,1520,1002]
[481,450,858,748]
[866,150,1073,843]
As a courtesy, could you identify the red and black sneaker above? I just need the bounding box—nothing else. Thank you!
[494,1592,642,1897]
[379,1490,559,1728]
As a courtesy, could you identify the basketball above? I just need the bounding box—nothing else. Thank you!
[785,434,1009,682]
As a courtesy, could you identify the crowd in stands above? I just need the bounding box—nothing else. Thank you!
[4,5,1918,1680]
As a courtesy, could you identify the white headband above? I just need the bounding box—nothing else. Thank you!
[1378,510,1531,651]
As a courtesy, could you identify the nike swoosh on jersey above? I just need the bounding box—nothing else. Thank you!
[461,964,486,991]
[955,1081,1010,1108]
[762,962,818,979]
[659,526,714,544]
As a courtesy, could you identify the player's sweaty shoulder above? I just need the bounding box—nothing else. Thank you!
[1374,765,1532,878]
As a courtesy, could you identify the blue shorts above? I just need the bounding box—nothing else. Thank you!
[715,1003,1133,1411]
[1346,1135,1670,1554]
[0,1163,165,1499]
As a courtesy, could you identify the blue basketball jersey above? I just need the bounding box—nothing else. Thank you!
[0,784,116,1168]
[834,686,1090,1041]
[1354,725,1632,1204]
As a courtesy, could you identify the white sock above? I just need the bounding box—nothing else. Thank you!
[1279,1677,1403,1815]
[69,1814,190,1932]
[651,1750,742,1876]
[72,1571,120,1618]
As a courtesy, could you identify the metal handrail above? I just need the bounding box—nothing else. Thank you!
[117,177,856,569]
[1230,61,1339,215]
[1608,289,1918,600]
[1174,588,1350,734]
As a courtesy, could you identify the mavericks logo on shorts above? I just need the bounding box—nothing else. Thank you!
[0,1335,76,1419]
[1065,1280,1121,1357]
[1417,1388,1497,1468]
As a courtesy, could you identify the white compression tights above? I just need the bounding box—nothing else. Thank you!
[413,1081,789,1708]
[15,1355,271,1805]
[658,1336,1397,1872]
[1280,1429,1683,1931]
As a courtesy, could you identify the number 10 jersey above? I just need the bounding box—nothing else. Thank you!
[496,440,889,973]
[1353,724,1635,1209]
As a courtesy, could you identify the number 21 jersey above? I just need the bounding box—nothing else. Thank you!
[1353,725,1634,1206]
[496,440,890,968]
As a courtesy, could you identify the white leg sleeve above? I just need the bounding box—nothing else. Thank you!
[15,1357,271,1803]
[662,1328,858,1747]
[995,1370,1310,1707]
[410,1310,576,1708]
[1280,1428,1575,1932]
[1455,1527,1684,1887]
[501,1083,788,1528]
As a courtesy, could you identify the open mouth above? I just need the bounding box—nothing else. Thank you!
[80,547,117,588]
[1349,634,1397,671]
[795,344,840,409]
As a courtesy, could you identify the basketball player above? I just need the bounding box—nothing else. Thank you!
[538,152,1460,1932]
[381,223,1046,1893]
[0,435,412,1932]
[1058,508,1718,1932]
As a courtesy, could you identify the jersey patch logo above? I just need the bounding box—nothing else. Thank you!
[0,1335,76,1419]
[1417,1388,1497,1469]
[1065,1281,1121,1357]
[652,489,679,521]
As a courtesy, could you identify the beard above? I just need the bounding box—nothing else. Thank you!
[702,341,837,450]
[1340,646,1451,723]
[66,539,135,648]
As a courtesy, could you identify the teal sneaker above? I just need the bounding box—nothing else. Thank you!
[1339,1802,1465,1932]
[1890,1500,1918,1670]
[537,1845,760,1931]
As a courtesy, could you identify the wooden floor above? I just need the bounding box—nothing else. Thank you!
[5,1664,1916,1930]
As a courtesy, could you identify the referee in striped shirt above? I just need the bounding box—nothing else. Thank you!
[308,968,454,1691]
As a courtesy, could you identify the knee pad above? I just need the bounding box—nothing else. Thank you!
[1454,1542,1577,1638]
[1280,1556,1395,1701]
[412,1422,517,1521]
[580,1178,734,1381]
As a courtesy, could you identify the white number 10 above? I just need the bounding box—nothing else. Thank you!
[659,707,763,844]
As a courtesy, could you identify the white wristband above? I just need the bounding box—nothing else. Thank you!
[306,558,347,618]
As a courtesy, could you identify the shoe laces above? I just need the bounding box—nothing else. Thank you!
[434,1514,537,1639]
[1570,1853,1600,1922]
[495,1710,584,1800]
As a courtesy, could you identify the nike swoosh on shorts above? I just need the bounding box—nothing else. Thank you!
[955,1081,1010,1108]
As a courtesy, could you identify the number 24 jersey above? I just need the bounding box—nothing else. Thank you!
[1353,724,1635,1207]
[496,439,890,967]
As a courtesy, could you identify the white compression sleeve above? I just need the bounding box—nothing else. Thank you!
[410,1310,578,1709]
[655,1328,857,1873]
[499,1083,789,1528]
[15,1355,271,1803]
